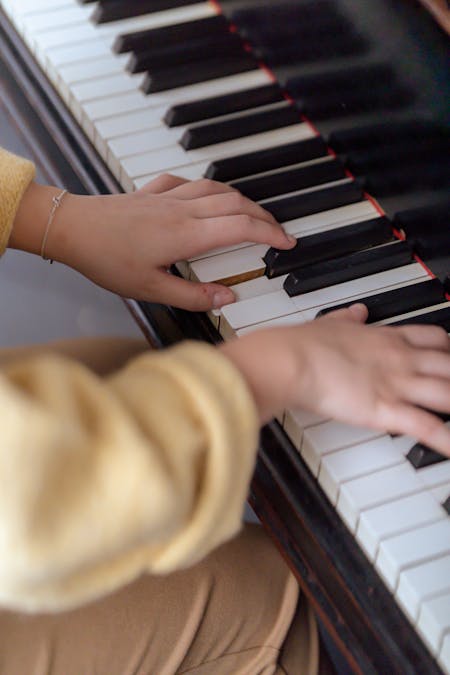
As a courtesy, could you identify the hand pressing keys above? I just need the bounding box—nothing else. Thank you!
[220,304,450,456]
[11,174,296,311]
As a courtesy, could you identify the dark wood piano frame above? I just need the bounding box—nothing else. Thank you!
[0,7,444,674]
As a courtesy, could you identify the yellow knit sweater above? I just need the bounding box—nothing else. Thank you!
[0,148,259,612]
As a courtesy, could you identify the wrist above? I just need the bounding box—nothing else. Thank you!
[9,182,61,256]
[9,181,106,265]
[219,329,302,424]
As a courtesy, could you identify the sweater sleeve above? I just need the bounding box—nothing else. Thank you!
[0,148,36,254]
[0,341,259,612]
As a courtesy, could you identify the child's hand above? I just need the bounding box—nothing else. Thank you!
[49,174,295,310]
[220,304,450,456]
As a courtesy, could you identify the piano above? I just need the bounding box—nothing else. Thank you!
[0,0,449,672]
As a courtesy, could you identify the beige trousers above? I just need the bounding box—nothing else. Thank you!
[0,337,325,675]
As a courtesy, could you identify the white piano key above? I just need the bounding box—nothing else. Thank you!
[376,301,450,326]
[220,289,298,339]
[24,2,217,46]
[337,461,425,532]
[417,591,450,655]
[83,91,163,126]
[5,0,74,28]
[230,275,286,302]
[120,122,313,182]
[94,105,168,142]
[301,423,383,476]
[376,519,450,592]
[108,100,293,170]
[432,484,450,503]
[80,69,273,140]
[356,491,446,561]
[190,244,267,284]
[318,435,404,504]
[70,72,144,106]
[108,126,183,175]
[91,2,218,37]
[6,0,72,15]
[23,17,99,49]
[416,456,450,490]
[235,312,317,336]
[439,633,450,675]
[396,553,450,622]
[21,5,92,33]
[283,409,328,450]
[219,263,429,336]
[58,53,128,85]
[44,38,111,69]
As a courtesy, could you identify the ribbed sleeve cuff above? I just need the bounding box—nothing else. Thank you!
[0,148,36,255]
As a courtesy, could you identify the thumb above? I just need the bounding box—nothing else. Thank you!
[326,303,369,323]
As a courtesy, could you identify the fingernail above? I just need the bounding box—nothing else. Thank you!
[213,290,235,309]
[286,234,297,245]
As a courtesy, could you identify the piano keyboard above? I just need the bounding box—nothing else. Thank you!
[1,0,449,671]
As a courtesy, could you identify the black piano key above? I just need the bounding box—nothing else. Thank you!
[316,278,446,322]
[92,0,203,24]
[205,137,328,181]
[231,0,342,34]
[248,15,355,48]
[234,1,346,38]
[113,14,229,54]
[230,158,346,202]
[165,84,283,127]
[283,241,413,294]
[394,201,450,238]
[262,32,368,67]
[287,63,395,98]
[297,85,412,121]
[127,33,245,73]
[346,138,449,175]
[407,443,448,468]
[365,160,450,197]
[141,54,257,94]
[328,120,447,153]
[263,180,364,224]
[180,104,300,150]
[264,217,393,277]
[444,496,450,516]
[390,305,450,332]
[414,232,450,260]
